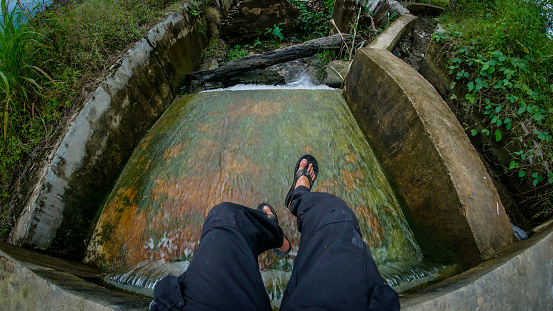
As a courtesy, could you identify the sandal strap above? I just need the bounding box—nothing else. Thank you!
[295,168,313,187]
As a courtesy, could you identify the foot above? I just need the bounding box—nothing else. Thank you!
[295,159,316,191]
[262,205,290,253]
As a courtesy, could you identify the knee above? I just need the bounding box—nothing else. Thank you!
[207,202,243,221]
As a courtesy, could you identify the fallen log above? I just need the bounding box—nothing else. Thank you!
[187,34,357,82]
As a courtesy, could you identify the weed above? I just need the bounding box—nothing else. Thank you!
[226,45,250,62]
[267,24,284,43]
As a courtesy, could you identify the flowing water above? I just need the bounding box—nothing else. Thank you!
[85,82,427,301]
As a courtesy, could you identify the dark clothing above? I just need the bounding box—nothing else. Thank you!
[151,187,400,311]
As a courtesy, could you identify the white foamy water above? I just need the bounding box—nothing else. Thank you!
[201,73,334,92]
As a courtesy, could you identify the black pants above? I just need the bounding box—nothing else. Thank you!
[152,186,400,311]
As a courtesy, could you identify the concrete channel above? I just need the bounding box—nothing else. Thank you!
[1,2,552,310]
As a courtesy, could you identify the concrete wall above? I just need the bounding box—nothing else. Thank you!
[343,15,513,268]
[9,3,207,260]
[402,224,553,310]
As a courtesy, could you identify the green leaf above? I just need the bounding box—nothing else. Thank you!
[519,170,525,178]
[471,129,478,136]
[496,119,502,126]
[494,129,502,141]
[518,102,527,114]
[533,178,539,186]
[466,93,476,103]
[505,118,512,130]
[509,161,518,169]
[467,82,474,91]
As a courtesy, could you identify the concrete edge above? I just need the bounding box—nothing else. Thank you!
[400,224,553,310]
[0,242,150,310]
[369,14,417,51]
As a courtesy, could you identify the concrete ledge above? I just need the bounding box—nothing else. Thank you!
[369,14,417,51]
[343,17,513,267]
[401,224,553,310]
[0,242,150,310]
[9,4,207,259]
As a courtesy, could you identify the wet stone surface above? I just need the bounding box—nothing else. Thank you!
[84,88,422,300]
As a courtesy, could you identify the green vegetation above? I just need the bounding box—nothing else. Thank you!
[226,44,250,62]
[409,0,451,7]
[267,24,284,43]
[289,0,335,38]
[0,0,189,239]
[437,0,553,222]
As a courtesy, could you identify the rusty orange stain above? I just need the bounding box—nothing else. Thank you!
[337,168,366,193]
[345,152,359,164]
[356,205,385,248]
[92,183,147,268]
[164,142,190,160]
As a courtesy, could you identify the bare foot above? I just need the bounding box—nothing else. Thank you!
[295,159,316,191]
[262,205,290,252]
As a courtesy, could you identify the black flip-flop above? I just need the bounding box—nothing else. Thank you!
[256,203,291,257]
[284,154,319,208]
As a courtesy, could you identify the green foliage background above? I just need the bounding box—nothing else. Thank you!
[438,0,553,222]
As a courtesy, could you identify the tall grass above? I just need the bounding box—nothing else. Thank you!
[0,0,51,189]
[1,0,44,132]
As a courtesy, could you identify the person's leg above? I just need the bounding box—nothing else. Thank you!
[152,202,288,311]
[280,160,399,311]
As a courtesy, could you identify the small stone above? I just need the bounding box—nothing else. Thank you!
[324,60,350,88]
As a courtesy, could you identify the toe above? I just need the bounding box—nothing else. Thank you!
[297,159,308,172]
[307,163,315,181]
[262,205,273,216]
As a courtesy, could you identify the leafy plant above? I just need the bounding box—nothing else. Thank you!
[267,24,284,43]
[438,0,553,219]
[288,0,333,38]
[226,45,250,62]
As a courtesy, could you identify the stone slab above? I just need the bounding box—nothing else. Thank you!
[343,44,513,267]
